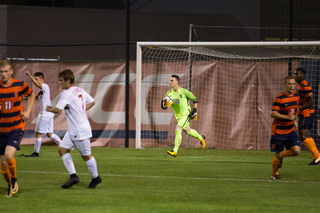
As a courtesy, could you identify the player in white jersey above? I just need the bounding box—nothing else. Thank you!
[25,71,62,157]
[46,69,101,189]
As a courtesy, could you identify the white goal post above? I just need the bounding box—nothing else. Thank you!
[136,41,320,149]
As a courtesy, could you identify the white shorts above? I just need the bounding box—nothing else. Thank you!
[60,131,92,156]
[35,116,54,134]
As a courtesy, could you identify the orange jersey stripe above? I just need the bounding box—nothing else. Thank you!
[271,92,299,135]
[297,80,314,116]
[0,78,32,132]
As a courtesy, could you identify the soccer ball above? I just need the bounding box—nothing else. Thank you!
[164,96,174,106]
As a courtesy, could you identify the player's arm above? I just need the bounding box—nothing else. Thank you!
[22,91,36,121]
[46,105,63,114]
[299,95,314,111]
[86,101,95,111]
[270,111,295,121]
[26,71,42,89]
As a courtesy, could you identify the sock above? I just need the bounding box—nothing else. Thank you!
[173,129,182,153]
[86,156,98,179]
[1,164,11,185]
[187,129,203,141]
[303,138,320,159]
[272,156,281,176]
[283,150,294,157]
[50,133,62,146]
[8,157,16,178]
[61,153,76,175]
[34,138,42,153]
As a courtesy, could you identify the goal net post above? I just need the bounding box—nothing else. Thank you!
[136,41,320,149]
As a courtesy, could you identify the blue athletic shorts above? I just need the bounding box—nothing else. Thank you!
[0,129,24,155]
[298,114,314,130]
[270,132,301,152]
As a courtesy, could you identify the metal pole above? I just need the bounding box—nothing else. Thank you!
[288,0,293,75]
[125,0,130,148]
[186,24,193,148]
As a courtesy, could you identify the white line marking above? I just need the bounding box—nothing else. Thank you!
[18,170,320,184]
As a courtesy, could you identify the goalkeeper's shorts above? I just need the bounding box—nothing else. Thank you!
[177,114,190,130]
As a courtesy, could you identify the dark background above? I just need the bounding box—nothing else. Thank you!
[0,0,319,61]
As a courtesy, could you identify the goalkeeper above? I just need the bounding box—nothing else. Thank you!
[161,75,205,157]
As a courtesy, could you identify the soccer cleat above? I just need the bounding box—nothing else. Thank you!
[167,150,177,157]
[201,135,206,149]
[87,176,102,189]
[25,152,39,157]
[11,177,18,194]
[271,174,281,180]
[5,185,12,197]
[61,175,80,188]
[308,157,320,165]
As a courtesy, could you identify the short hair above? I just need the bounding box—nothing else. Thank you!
[34,72,44,80]
[171,75,180,82]
[295,67,306,75]
[59,69,74,84]
[284,75,295,84]
[0,59,12,69]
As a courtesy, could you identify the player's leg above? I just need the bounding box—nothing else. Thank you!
[4,130,23,195]
[270,135,284,179]
[24,132,41,157]
[46,117,62,146]
[59,132,79,188]
[76,139,101,188]
[184,126,206,149]
[167,125,182,157]
[299,114,320,165]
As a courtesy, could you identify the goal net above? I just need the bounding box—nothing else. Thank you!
[136,41,320,150]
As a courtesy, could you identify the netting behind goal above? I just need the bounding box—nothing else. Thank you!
[136,42,320,149]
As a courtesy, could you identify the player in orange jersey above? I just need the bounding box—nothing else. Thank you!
[270,76,300,179]
[294,67,320,165]
[0,59,36,197]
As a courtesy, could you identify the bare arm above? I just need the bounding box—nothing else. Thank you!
[86,101,95,111]
[26,71,42,89]
[299,95,314,111]
[21,92,36,121]
[270,111,296,121]
[46,105,62,114]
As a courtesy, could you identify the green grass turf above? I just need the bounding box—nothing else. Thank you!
[1,146,320,213]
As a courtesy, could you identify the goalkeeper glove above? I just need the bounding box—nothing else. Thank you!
[161,98,167,109]
[189,108,197,121]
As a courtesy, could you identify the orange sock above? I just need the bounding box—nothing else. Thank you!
[303,138,320,159]
[8,157,16,178]
[1,164,11,185]
[272,156,281,176]
[283,150,294,157]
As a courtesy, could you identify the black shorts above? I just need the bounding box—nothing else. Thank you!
[270,132,301,153]
[298,114,314,130]
[0,129,24,155]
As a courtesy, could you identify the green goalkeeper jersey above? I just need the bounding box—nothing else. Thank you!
[165,87,197,119]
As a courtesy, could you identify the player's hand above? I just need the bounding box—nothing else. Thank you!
[189,108,197,121]
[287,114,296,120]
[26,70,31,76]
[46,105,53,112]
[21,110,31,121]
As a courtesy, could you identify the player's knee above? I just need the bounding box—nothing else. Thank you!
[46,133,53,138]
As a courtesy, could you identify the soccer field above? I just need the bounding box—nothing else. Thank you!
[1,146,320,213]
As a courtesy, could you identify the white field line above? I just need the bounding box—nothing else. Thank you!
[18,170,320,184]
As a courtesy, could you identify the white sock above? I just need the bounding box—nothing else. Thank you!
[61,153,76,175]
[50,133,62,145]
[34,138,42,153]
[86,156,98,179]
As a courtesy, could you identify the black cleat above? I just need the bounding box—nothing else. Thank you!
[11,177,18,194]
[5,185,12,197]
[25,152,39,157]
[308,157,320,165]
[87,176,102,189]
[271,175,281,180]
[61,175,80,188]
